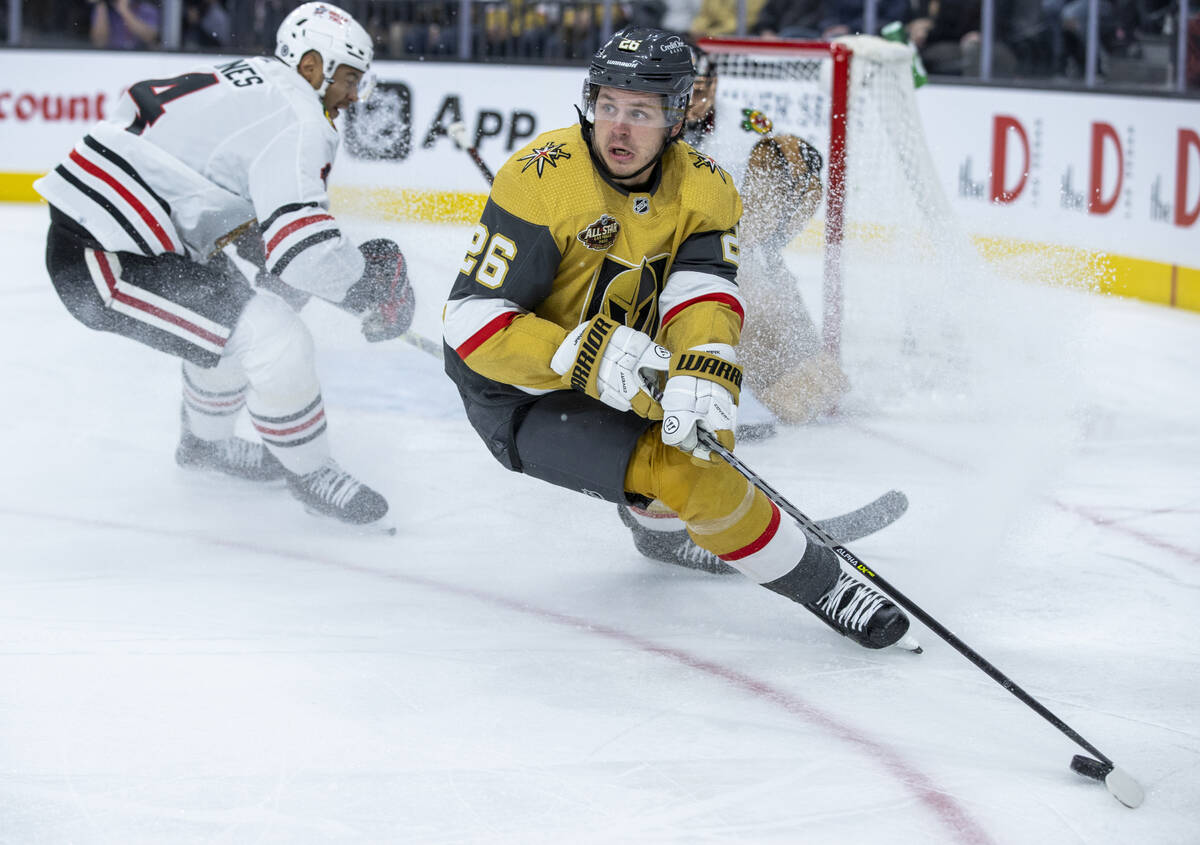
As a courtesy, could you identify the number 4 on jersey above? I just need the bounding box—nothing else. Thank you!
[127,73,218,135]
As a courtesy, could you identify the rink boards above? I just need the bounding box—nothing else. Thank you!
[0,48,1197,311]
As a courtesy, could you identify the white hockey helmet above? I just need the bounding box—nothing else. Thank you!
[276,2,375,99]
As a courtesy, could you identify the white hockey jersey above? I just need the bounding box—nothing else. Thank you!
[35,56,364,302]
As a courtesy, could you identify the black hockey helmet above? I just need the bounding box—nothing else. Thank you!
[581,28,695,128]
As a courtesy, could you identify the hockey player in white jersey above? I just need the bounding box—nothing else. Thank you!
[35,2,413,528]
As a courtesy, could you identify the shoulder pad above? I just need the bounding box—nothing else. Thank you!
[670,141,742,231]
[492,126,589,226]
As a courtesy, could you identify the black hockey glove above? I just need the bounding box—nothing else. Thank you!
[340,238,416,343]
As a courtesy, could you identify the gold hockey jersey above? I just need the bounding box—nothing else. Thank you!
[444,123,744,403]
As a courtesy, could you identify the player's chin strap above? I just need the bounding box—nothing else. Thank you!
[576,106,678,188]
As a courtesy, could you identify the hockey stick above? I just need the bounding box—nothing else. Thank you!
[697,429,1146,808]
[401,330,444,359]
[447,122,496,185]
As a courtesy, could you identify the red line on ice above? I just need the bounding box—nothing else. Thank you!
[3,508,997,845]
[1054,500,1200,565]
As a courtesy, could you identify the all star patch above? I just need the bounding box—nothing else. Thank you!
[577,213,620,251]
[518,141,571,177]
[632,196,650,215]
[687,150,728,182]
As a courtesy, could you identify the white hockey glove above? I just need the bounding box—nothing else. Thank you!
[550,314,670,420]
[661,344,742,462]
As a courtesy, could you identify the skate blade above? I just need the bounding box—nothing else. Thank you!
[178,465,289,489]
[302,507,396,536]
[895,633,923,653]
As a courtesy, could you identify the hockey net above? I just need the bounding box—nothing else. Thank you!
[697,36,963,363]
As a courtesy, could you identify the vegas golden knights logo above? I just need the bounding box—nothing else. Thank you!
[583,253,670,334]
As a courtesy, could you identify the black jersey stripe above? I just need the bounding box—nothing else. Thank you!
[261,201,319,232]
[248,394,323,425]
[267,229,340,275]
[54,164,154,255]
[182,367,249,398]
[258,421,327,448]
[81,135,172,217]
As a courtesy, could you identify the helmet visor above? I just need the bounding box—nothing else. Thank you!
[357,70,376,102]
[583,83,687,129]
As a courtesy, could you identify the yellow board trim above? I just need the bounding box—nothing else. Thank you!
[0,173,44,203]
[5,171,1195,313]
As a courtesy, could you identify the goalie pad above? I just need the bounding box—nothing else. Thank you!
[742,134,824,249]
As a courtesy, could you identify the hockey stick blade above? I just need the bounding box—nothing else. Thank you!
[1105,766,1145,808]
[814,489,907,544]
[698,429,1144,803]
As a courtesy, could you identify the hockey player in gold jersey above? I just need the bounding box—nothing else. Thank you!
[443,27,911,650]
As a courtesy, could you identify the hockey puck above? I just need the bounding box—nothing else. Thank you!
[1070,754,1113,781]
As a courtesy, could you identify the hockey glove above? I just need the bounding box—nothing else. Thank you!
[340,238,415,343]
[550,314,669,419]
[661,344,741,462]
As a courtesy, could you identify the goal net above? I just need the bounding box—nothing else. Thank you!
[697,35,968,370]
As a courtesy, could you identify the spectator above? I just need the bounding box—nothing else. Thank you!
[690,0,768,38]
[750,0,822,39]
[183,0,232,49]
[663,0,703,33]
[820,0,912,38]
[1190,11,1200,89]
[907,0,1018,76]
[90,0,160,49]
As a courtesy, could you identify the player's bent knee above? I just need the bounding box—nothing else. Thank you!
[52,274,112,333]
[228,292,318,398]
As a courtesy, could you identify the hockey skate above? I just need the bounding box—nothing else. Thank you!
[805,567,917,651]
[175,428,287,483]
[618,504,739,575]
[287,459,390,529]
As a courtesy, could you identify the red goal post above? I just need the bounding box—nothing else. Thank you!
[695,36,936,359]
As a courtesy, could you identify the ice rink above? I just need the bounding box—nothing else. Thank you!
[1,201,1198,844]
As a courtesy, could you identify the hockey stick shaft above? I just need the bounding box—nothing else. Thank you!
[447,122,495,185]
[402,330,444,360]
[697,429,1118,767]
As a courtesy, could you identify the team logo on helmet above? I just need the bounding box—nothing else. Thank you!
[687,150,728,182]
[741,108,774,135]
[577,214,620,251]
[518,141,571,177]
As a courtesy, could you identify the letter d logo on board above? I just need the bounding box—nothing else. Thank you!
[1088,122,1124,215]
[990,115,1029,204]
[1176,128,1200,228]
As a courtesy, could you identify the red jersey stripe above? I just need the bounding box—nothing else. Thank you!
[455,310,521,360]
[661,292,745,329]
[69,150,176,253]
[720,503,781,562]
[93,251,226,347]
[253,409,326,437]
[265,213,335,257]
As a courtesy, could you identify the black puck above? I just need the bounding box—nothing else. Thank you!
[1070,754,1113,781]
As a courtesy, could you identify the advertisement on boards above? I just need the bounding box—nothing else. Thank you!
[1,49,1197,304]
[919,87,1200,268]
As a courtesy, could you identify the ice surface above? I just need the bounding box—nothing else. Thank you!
[2,203,1198,843]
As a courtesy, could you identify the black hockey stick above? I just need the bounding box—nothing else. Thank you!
[447,122,496,186]
[697,429,1146,808]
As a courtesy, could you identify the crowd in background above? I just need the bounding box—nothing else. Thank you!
[5,0,1198,89]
